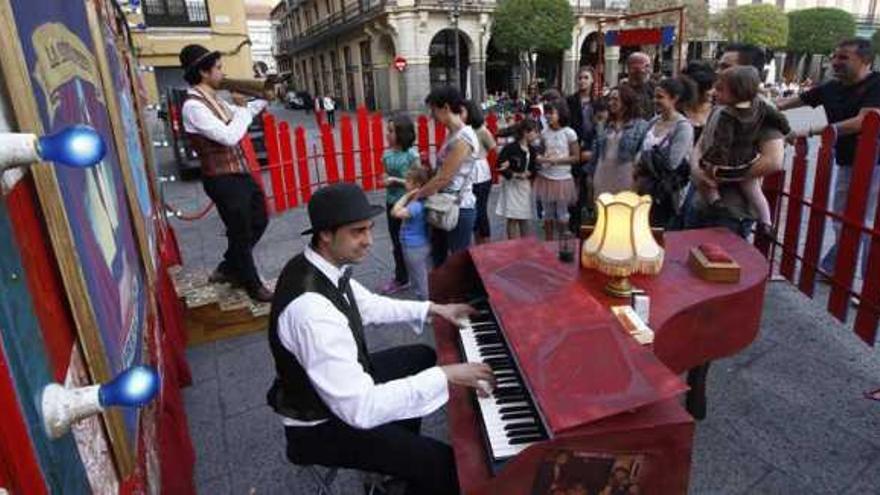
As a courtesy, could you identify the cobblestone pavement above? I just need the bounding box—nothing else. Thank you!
[160,105,880,494]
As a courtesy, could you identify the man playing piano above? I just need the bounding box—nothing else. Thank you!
[267,183,494,495]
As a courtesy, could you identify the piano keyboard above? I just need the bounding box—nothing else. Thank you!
[458,301,548,464]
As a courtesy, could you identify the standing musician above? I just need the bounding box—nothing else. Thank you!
[268,183,494,495]
[179,44,273,302]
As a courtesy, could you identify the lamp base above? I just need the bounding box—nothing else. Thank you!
[604,276,633,298]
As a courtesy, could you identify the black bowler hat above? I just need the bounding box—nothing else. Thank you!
[179,44,220,78]
[302,183,385,235]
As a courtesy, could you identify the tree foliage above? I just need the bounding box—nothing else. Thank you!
[714,4,789,49]
[629,0,709,40]
[787,8,855,54]
[491,0,575,55]
[873,30,880,53]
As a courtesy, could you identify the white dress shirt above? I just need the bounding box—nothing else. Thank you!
[276,246,448,429]
[181,88,268,146]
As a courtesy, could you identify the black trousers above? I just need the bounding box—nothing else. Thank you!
[327,110,336,127]
[473,180,491,238]
[285,345,459,495]
[386,205,408,284]
[202,173,268,290]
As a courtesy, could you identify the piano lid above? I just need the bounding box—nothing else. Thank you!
[469,239,688,434]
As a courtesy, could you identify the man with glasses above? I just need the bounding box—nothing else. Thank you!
[776,38,880,281]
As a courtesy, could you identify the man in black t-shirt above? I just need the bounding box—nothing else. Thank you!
[777,38,880,279]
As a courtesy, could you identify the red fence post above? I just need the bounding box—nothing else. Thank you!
[756,170,785,258]
[371,113,385,189]
[799,128,837,296]
[341,114,356,183]
[358,106,373,190]
[434,119,447,157]
[418,115,430,168]
[240,136,270,213]
[780,138,809,281]
[295,126,311,202]
[279,121,298,208]
[486,112,499,184]
[262,113,285,212]
[855,184,880,344]
[320,122,340,185]
[829,111,880,321]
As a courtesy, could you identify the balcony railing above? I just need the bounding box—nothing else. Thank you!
[282,0,386,52]
[144,0,211,28]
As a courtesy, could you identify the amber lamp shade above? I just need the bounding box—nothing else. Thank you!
[581,192,664,297]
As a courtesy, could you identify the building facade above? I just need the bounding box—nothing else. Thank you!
[126,0,255,105]
[273,0,632,111]
[247,0,279,74]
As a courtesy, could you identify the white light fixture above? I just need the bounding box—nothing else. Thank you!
[41,365,160,439]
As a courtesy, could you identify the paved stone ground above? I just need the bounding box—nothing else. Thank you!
[158,106,880,494]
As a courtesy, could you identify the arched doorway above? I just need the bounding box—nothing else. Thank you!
[485,37,517,97]
[579,32,601,69]
[535,51,562,89]
[429,29,469,94]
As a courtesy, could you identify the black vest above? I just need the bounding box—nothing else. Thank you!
[266,253,373,421]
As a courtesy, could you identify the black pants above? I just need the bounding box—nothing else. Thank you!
[473,180,491,238]
[202,174,268,290]
[327,110,336,127]
[386,205,408,284]
[285,345,459,495]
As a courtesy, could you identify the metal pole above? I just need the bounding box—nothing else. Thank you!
[677,7,685,76]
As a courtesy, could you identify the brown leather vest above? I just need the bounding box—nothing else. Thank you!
[184,90,250,177]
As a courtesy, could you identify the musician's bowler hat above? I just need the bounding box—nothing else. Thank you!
[302,183,385,235]
[179,44,221,77]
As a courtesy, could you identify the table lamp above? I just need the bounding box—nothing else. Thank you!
[581,192,664,297]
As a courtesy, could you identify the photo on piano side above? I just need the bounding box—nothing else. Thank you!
[531,450,647,495]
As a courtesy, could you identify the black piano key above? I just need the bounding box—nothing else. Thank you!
[500,411,534,421]
[495,395,526,404]
[506,428,541,439]
[509,434,545,445]
[494,387,524,397]
[504,421,538,432]
[498,405,531,414]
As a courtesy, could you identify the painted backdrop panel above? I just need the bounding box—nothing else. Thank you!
[7,0,147,454]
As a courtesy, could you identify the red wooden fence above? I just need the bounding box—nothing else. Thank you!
[762,110,880,345]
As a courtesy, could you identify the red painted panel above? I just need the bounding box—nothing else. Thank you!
[320,123,340,185]
[357,107,373,190]
[295,126,312,202]
[829,112,880,320]
[340,114,356,183]
[781,138,808,280]
[0,335,47,494]
[371,113,385,189]
[5,178,74,381]
[279,122,298,208]
[262,113,285,212]
[799,129,836,297]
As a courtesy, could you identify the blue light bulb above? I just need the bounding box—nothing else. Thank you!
[98,365,160,408]
[37,125,106,168]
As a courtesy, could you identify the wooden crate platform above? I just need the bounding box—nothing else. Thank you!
[170,266,274,346]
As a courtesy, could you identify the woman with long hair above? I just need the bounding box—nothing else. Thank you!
[591,85,650,196]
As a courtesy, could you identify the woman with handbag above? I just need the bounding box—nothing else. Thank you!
[417,86,481,266]
[634,78,695,228]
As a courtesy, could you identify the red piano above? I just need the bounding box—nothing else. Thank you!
[430,228,768,494]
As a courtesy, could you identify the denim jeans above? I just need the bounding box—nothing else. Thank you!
[680,187,753,239]
[403,244,431,300]
[432,208,476,266]
[819,164,880,279]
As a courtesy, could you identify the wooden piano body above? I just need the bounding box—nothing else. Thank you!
[430,228,768,494]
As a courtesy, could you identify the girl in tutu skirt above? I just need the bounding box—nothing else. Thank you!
[534,101,580,240]
[495,118,540,238]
